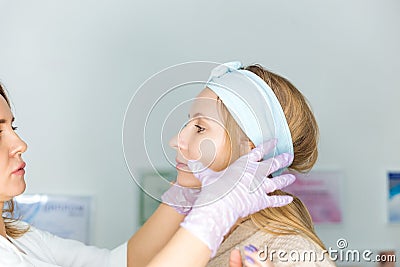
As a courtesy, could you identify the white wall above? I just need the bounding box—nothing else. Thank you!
[0,0,399,257]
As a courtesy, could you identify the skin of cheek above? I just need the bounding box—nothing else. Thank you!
[197,126,231,172]
[176,136,229,188]
[197,138,217,169]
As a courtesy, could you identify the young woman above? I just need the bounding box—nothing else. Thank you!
[0,79,294,267]
[164,61,336,266]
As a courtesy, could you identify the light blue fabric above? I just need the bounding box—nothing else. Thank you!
[206,61,294,175]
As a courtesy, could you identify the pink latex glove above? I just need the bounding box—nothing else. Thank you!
[180,139,295,257]
[161,182,200,215]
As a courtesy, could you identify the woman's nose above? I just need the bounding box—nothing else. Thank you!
[10,133,28,157]
[170,127,188,150]
[169,134,178,149]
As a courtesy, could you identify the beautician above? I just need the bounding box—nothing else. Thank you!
[0,83,294,267]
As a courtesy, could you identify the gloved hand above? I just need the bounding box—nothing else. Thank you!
[161,182,200,215]
[180,139,296,257]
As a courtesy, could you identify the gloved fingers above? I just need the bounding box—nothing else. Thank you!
[161,183,200,214]
[187,159,206,173]
[247,139,277,162]
[162,182,200,200]
[187,160,222,187]
[264,195,294,207]
[193,171,242,208]
[187,159,215,184]
[247,154,293,191]
[202,172,223,188]
[266,174,296,191]
[252,173,295,193]
[257,153,293,175]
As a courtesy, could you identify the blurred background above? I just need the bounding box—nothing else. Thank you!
[0,0,399,265]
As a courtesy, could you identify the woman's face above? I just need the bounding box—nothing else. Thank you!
[169,88,231,187]
[0,96,28,203]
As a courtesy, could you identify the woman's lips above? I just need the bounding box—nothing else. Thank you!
[12,169,25,176]
[12,162,26,176]
[175,159,190,171]
[176,162,188,169]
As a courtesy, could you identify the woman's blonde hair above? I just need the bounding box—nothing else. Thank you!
[218,64,325,249]
[0,83,30,238]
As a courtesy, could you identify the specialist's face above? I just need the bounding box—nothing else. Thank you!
[0,96,28,203]
[169,88,231,187]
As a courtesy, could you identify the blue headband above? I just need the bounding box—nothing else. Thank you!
[206,61,294,173]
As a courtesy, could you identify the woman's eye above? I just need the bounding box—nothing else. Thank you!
[195,125,205,133]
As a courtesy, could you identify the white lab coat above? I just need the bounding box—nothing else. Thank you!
[0,223,126,267]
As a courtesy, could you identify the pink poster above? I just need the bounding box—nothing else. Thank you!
[284,171,343,224]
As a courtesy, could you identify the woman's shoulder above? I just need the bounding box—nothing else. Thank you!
[258,229,320,251]
[8,220,64,252]
[250,224,336,266]
[208,219,336,267]
[11,221,44,238]
[7,220,51,250]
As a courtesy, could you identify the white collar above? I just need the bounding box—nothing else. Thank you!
[0,234,26,265]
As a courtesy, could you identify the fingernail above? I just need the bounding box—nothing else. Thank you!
[245,255,255,264]
[244,245,257,253]
[249,244,258,252]
[244,246,252,253]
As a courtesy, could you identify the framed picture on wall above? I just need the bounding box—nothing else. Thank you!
[284,170,343,224]
[13,194,92,244]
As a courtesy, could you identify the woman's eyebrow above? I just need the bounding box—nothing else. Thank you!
[0,117,15,124]
[188,112,204,119]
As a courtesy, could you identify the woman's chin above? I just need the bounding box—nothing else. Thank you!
[15,183,27,197]
[176,171,201,188]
